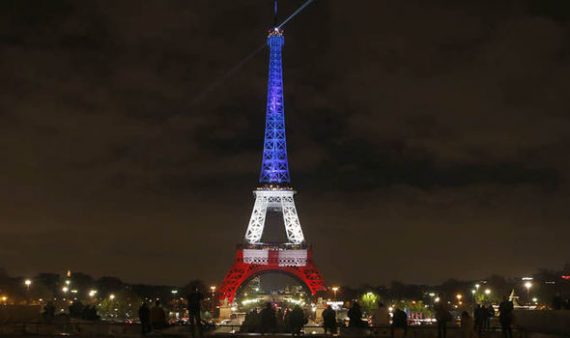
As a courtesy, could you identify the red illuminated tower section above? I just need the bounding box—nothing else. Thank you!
[218,15,325,304]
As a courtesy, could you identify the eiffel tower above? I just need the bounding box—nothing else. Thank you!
[218,3,325,304]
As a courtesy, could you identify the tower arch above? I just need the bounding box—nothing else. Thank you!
[219,246,325,304]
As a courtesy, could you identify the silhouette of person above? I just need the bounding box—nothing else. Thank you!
[187,288,204,338]
[138,302,151,335]
[372,302,390,329]
[460,311,474,338]
[391,306,408,338]
[150,300,167,330]
[435,301,452,338]
[42,301,56,322]
[288,305,307,336]
[484,304,494,330]
[322,305,337,335]
[552,293,563,310]
[259,302,277,334]
[474,304,485,336]
[348,301,364,328]
[498,297,514,338]
[276,307,285,332]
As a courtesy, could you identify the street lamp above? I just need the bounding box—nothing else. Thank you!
[24,279,32,289]
[331,286,339,300]
[88,290,98,298]
[109,294,115,300]
[24,279,32,304]
[62,286,69,293]
[484,288,491,296]
[210,286,217,318]
[524,281,532,302]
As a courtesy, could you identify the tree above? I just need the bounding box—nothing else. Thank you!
[360,292,379,314]
[97,289,141,321]
[182,280,207,295]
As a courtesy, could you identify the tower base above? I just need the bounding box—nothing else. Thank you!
[219,245,326,304]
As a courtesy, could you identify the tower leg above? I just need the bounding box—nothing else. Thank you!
[281,195,305,244]
[244,194,268,244]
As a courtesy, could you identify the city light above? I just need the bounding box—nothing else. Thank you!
[471,289,476,295]
[88,290,98,297]
[210,285,216,292]
[434,297,440,303]
[62,287,69,293]
[109,294,115,300]
[524,281,533,290]
[332,286,339,300]
[171,290,178,295]
[456,294,463,301]
[484,288,491,295]
[24,279,32,287]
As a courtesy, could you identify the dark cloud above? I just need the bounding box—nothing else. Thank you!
[0,0,569,286]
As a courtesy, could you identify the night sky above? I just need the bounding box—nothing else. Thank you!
[1,0,569,287]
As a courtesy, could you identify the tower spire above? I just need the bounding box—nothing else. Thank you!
[274,0,278,27]
[259,24,290,184]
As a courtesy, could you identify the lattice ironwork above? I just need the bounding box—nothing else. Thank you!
[219,247,326,304]
[244,188,305,244]
[219,27,326,305]
[259,28,290,184]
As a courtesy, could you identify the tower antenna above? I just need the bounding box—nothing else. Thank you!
[274,0,278,27]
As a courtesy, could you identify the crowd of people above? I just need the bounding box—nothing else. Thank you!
[338,296,517,338]
[240,303,308,334]
[137,288,205,337]
[39,288,537,338]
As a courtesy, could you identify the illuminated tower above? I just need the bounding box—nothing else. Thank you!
[219,11,325,304]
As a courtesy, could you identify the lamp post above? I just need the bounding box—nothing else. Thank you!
[332,286,339,301]
[210,286,217,318]
[524,282,532,303]
[24,279,32,304]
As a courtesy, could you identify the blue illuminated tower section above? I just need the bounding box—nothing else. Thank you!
[260,28,290,184]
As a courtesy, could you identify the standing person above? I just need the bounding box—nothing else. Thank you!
[484,304,495,331]
[348,301,364,328]
[460,311,474,338]
[474,304,485,337]
[391,306,408,338]
[371,302,390,335]
[187,288,204,338]
[259,302,277,334]
[150,300,167,330]
[322,305,337,335]
[138,302,151,335]
[498,297,514,338]
[288,305,307,336]
[435,301,452,338]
